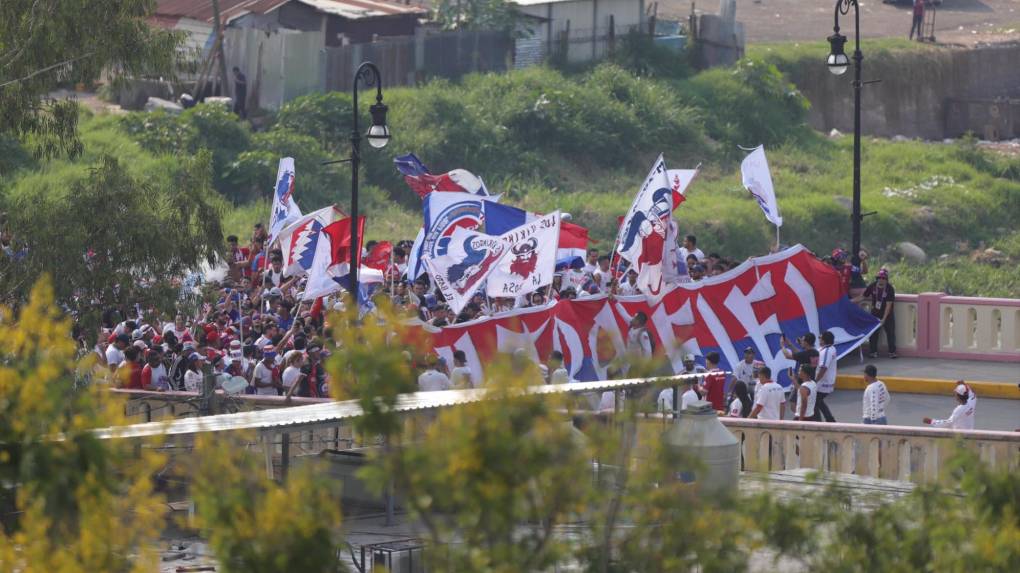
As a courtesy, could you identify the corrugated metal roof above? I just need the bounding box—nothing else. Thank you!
[296,0,425,18]
[96,374,710,440]
[153,0,422,25]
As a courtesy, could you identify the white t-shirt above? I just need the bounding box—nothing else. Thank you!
[147,364,170,391]
[619,281,640,296]
[627,328,653,358]
[728,397,744,417]
[680,388,700,410]
[105,345,125,368]
[282,365,303,391]
[862,380,890,421]
[679,246,705,262]
[418,369,453,392]
[656,388,674,412]
[253,361,277,395]
[796,380,818,419]
[550,367,570,385]
[184,369,203,393]
[450,366,474,388]
[931,394,977,430]
[816,345,838,393]
[753,381,786,420]
[593,268,612,291]
[733,359,756,386]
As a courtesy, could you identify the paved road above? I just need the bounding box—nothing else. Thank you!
[838,355,1020,384]
[822,390,1019,431]
[659,0,1020,44]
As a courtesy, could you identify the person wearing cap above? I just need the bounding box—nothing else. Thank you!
[861,364,890,425]
[689,263,705,282]
[734,347,758,399]
[619,269,640,296]
[105,334,130,373]
[183,352,206,393]
[300,343,327,398]
[252,346,282,396]
[857,269,897,359]
[924,382,977,430]
[450,350,475,389]
[418,354,453,392]
[680,353,707,377]
[141,346,170,391]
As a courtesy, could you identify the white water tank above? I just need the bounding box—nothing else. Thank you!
[662,400,740,495]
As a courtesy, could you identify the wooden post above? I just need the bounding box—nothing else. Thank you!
[210,0,231,97]
[262,432,275,480]
[280,432,291,482]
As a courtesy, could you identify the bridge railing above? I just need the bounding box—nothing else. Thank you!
[872,293,1020,362]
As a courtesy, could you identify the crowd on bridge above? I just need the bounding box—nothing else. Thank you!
[72,215,987,430]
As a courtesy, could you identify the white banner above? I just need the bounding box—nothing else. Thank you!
[486,211,561,298]
[269,157,302,245]
[741,145,783,227]
[616,155,673,301]
[424,226,508,314]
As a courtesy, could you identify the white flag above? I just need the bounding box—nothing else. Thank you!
[486,211,561,299]
[666,168,699,207]
[741,145,783,227]
[302,228,342,301]
[269,157,303,245]
[278,205,345,277]
[424,226,508,315]
[616,156,673,300]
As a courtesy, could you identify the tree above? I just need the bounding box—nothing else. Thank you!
[0,278,168,572]
[0,0,182,161]
[432,0,523,34]
[0,152,223,330]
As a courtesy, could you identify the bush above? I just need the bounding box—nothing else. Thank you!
[274,91,353,153]
[609,30,694,80]
[682,58,811,155]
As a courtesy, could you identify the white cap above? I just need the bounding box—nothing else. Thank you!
[954,382,970,396]
[683,353,696,362]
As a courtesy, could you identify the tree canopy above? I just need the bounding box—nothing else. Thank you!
[0,0,181,160]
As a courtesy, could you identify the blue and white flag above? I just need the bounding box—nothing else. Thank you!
[269,157,302,245]
[741,145,783,228]
[424,226,508,314]
[616,155,673,301]
[408,191,491,280]
[484,202,588,262]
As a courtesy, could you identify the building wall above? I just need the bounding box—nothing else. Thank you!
[516,0,644,63]
[326,14,420,46]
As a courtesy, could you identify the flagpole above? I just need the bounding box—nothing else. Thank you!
[776,224,781,252]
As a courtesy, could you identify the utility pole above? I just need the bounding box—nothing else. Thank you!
[210,0,231,98]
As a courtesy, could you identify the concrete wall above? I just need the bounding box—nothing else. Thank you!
[785,44,1020,140]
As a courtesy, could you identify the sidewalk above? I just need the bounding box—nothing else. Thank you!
[837,356,1020,399]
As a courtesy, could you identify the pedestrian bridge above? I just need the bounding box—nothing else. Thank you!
[102,292,1020,484]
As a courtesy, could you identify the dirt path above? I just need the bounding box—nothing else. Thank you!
[658,0,1020,44]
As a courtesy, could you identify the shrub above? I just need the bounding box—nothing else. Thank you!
[274,91,353,153]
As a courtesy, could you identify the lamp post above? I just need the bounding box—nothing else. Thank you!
[827,0,863,268]
[348,61,390,298]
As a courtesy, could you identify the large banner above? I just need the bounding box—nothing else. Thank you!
[420,246,880,387]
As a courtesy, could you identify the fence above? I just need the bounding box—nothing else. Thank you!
[877,293,1020,363]
[324,29,512,93]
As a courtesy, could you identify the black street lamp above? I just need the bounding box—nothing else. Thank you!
[348,62,390,298]
[827,0,863,268]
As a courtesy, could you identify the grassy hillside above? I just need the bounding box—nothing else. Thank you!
[3,46,1018,296]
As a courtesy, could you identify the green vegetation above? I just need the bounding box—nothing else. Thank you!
[3,47,1019,297]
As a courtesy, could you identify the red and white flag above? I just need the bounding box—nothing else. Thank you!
[616,156,673,301]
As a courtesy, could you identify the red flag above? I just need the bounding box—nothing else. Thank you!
[559,221,589,250]
[322,216,366,268]
[364,241,393,270]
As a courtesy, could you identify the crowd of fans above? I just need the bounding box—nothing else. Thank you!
[79,220,901,420]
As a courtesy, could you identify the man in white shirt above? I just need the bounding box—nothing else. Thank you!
[583,248,599,275]
[733,347,757,398]
[105,334,130,373]
[418,356,453,392]
[814,331,838,422]
[619,269,640,296]
[592,255,613,292]
[794,366,819,422]
[450,350,475,389]
[924,382,977,430]
[861,364,889,425]
[750,366,786,420]
[626,312,653,359]
[678,234,704,264]
[547,351,570,384]
[252,347,280,396]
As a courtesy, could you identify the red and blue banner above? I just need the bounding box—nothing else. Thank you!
[420,246,880,387]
